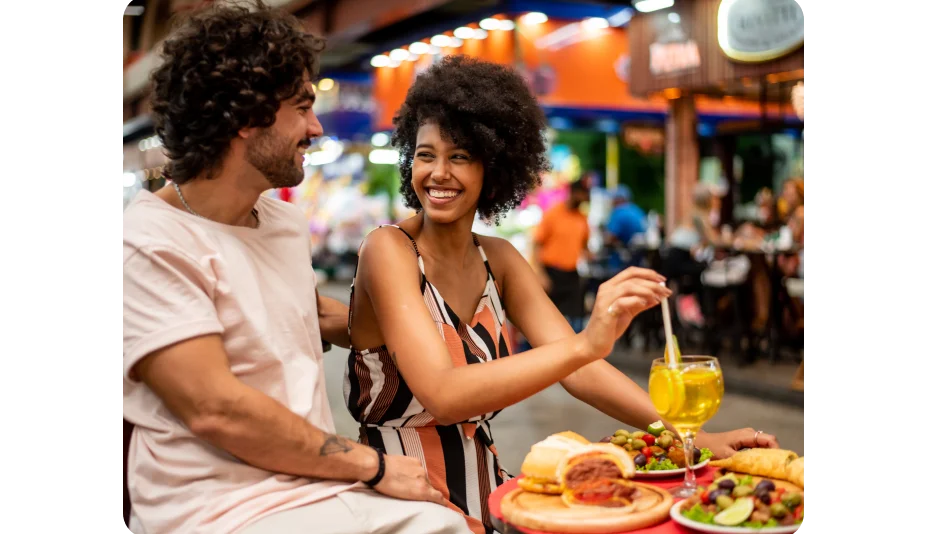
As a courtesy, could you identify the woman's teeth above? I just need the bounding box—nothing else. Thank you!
[429,189,460,199]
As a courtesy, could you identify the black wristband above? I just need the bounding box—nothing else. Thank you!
[363,448,386,487]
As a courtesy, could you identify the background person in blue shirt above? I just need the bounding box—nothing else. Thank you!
[605,185,647,249]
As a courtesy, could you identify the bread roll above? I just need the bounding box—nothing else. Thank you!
[518,431,590,494]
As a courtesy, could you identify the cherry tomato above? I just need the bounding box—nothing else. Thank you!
[701,491,710,505]
[642,434,656,446]
[794,505,803,520]
[641,446,653,458]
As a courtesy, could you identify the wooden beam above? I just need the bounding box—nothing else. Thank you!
[664,95,698,233]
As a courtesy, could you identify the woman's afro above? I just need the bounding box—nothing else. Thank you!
[392,55,550,223]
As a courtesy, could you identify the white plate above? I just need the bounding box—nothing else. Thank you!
[669,500,801,534]
[633,459,710,478]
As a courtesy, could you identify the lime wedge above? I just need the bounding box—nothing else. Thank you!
[713,497,754,526]
[647,421,666,437]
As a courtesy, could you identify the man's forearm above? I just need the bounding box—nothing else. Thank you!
[191,383,376,482]
[317,294,351,348]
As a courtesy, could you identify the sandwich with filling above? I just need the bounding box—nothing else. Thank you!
[517,431,590,494]
[556,443,639,508]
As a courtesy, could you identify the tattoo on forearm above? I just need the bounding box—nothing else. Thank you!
[320,434,354,456]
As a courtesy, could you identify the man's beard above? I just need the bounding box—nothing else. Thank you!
[245,128,306,188]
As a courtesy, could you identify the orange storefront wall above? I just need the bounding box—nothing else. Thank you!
[371,19,798,131]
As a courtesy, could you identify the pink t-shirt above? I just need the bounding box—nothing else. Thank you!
[123,190,358,534]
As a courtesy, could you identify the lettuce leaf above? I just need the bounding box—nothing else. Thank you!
[638,457,679,471]
[681,504,715,524]
[699,448,713,463]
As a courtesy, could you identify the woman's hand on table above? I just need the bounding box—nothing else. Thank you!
[695,428,781,459]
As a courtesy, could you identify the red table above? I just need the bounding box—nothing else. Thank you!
[488,467,719,534]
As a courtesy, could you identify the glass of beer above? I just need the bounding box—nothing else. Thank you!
[649,356,724,498]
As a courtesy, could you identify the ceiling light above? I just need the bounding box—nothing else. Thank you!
[472,28,488,39]
[430,34,451,47]
[582,17,609,30]
[370,55,390,67]
[632,0,675,13]
[522,12,548,25]
[409,42,431,55]
[480,18,500,30]
[447,37,463,48]
[371,132,390,147]
[498,19,515,30]
[389,49,409,61]
[318,78,335,91]
[454,27,475,39]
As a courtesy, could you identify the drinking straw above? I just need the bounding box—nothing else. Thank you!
[660,282,680,367]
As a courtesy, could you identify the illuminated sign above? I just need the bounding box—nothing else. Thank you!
[649,40,701,75]
[718,0,804,62]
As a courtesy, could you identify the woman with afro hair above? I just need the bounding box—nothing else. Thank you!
[344,55,779,533]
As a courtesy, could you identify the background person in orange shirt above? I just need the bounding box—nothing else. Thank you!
[534,180,591,332]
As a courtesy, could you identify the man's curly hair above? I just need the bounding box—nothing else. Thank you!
[392,55,550,223]
[150,0,325,184]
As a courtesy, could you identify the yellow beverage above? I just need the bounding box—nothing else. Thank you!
[649,364,724,434]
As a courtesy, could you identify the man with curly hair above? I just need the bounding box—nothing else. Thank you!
[123,2,469,533]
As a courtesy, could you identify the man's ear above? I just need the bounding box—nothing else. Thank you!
[238,126,256,139]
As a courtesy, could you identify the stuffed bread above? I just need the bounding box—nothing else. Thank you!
[556,443,639,508]
[517,431,591,494]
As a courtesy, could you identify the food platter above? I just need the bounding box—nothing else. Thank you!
[670,500,801,534]
[671,470,803,532]
[501,482,673,533]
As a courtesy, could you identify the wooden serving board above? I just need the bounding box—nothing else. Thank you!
[500,482,673,534]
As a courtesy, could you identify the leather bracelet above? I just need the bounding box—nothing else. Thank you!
[363,448,386,487]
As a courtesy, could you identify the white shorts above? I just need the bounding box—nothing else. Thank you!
[238,488,471,534]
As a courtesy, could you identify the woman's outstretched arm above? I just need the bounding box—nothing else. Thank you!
[354,227,667,425]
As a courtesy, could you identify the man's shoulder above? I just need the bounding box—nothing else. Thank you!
[123,191,212,257]
[258,196,310,233]
[123,192,179,240]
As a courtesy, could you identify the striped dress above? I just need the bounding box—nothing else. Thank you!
[344,225,513,534]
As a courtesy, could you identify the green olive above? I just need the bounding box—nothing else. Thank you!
[657,434,674,449]
[770,503,789,518]
[614,428,631,437]
[611,435,628,446]
[732,485,754,499]
[624,443,635,452]
[631,439,647,450]
[708,483,719,492]
[716,495,734,510]
[781,493,803,508]
[631,431,647,439]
